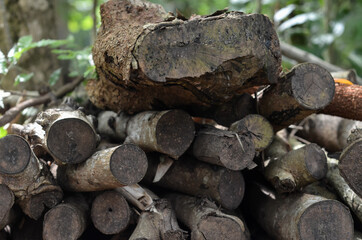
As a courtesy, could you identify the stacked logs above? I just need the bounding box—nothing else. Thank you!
[0,0,361,239]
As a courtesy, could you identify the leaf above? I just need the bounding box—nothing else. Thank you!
[18,35,33,49]
[0,90,11,109]
[0,51,8,75]
[49,68,62,86]
[278,12,320,32]
[14,72,34,86]
[274,4,296,23]
[0,127,7,138]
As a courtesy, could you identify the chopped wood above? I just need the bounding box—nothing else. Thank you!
[116,184,155,211]
[302,181,338,200]
[0,184,15,229]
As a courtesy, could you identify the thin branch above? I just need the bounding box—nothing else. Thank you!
[0,77,84,127]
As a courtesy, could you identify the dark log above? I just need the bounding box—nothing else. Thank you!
[191,125,255,170]
[229,114,274,151]
[129,198,186,240]
[0,135,63,220]
[87,0,281,114]
[97,110,195,159]
[247,183,354,240]
[91,190,131,235]
[321,83,362,121]
[35,108,99,164]
[168,193,250,240]
[264,142,327,193]
[355,231,362,240]
[297,114,362,152]
[43,194,89,240]
[259,63,335,130]
[57,144,148,192]
[0,184,14,229]
[144,153,245,210]
[339,138,362,198]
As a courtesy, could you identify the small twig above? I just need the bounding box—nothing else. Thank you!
[0,77,84,127]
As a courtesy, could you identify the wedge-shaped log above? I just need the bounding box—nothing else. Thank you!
[0,184,15,229]
[259,63,335,130]
[0,135,63,219]
[97,110,195,159]
[191,125,255,170]
[247,183,354,240]
[264,141,327,193]
[88,0,281,114]
[168,193,250,240]
[35,108,98,164]
[57,144,148,192]
[43,194,89,240]
[144,153,245,210]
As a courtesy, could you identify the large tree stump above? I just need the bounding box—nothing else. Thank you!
[87,0,281,114]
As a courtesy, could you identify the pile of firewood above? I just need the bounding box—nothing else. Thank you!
[1,0,362,239]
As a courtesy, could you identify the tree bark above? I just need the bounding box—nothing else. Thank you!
[144,153,245,210]
[167,193,250,240]
[116,184,155,211]
[43,194,89,240]
[259,63,335,131]
[91,190,131,235]
[88,0,281,114]
[57,144,148,192]
[97,109,195,159]
[246,182,354,240]
[302,181,338,200]
[191,125,255,170]
[0,184,14,229]
[0,135,63,220]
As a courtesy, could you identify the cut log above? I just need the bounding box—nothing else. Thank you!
[302,181,338,200]
[0,135,63,220]
[321,83,362,121]
[35,108,99,164]
[91,190,131,235]
[88,0,281,114]
[144,153,245,210]
[259,63,335,130]
[246,183,354,240]
[129,198,187,240]
[97,110,195,159]
[338,138,362,198]
[43,194,89,240]
[264,142,327,193]
[326,157,362,223]
[167,193,250,240]
[297,114,362,152]
[229,114,274,151]
[0,184,14,229]
[191,125,255,170]
[57,144,148,192]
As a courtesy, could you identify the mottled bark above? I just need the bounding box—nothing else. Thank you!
[0,184,14,229]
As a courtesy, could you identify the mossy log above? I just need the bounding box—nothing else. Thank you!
[57,144,148,192]
[43,194,89,240]
[0,135,63,220]
[87,0,281,115]
[259,63,335,130]
[167,193,250,240]
[144,153,245,210]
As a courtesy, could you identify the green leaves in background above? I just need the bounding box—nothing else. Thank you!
[0,127,7,138]
[14,73,34,86]
[49,68,62,86]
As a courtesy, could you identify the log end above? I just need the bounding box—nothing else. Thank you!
[47,118,97,164]
[91,191,131,235]
[298,200,354,240]
[198,216,248,240]
[304,143,328,180]
[43,204,84,240]
[218,170,245,209]
[110,144,148,185]
[0,135,31,174]
[0,184,14,225]
[156,110,195,159]
[291,63,335,110]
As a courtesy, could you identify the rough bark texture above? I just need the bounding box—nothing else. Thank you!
[338,138,362,198]
[297,114,362,152]
[144,153,245,210]
[322,83,362,121]
[129,198,187,240]
[167,193,250,240]
[0,184,14,229]
[35,108,99,164]
[0,135,63,220]
[229,114,274,151]
[191,125,255,170]
[259,63,335,130]
[88,0,281,114]
[264,143,327,193]
[57,144,148,192]
[247,183,354,240]
[302,181,338,200]
[91,190,131,235]
[43,194,89,240]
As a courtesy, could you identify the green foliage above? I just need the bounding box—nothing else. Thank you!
[0,127,7,138]
[49,68,62,86]
[14,73,34,86]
